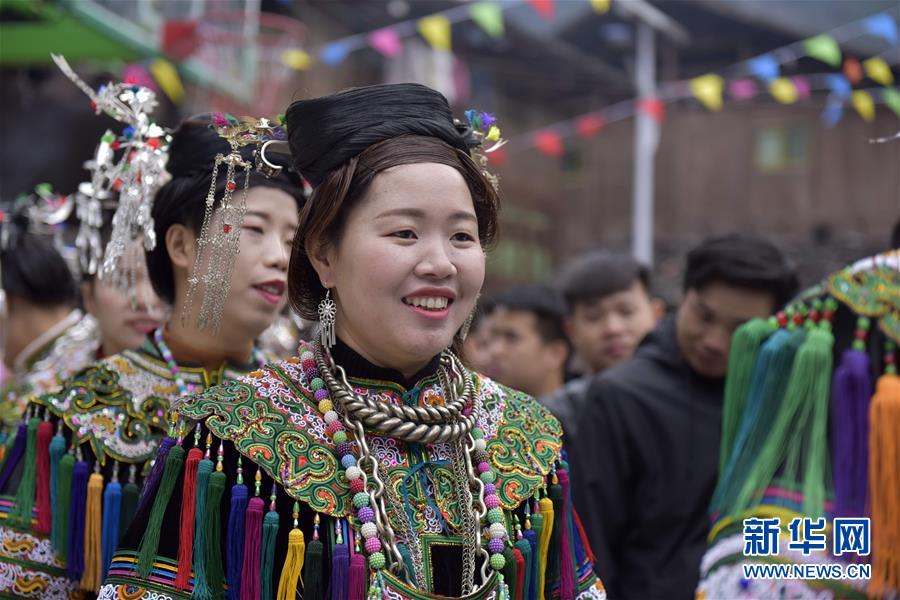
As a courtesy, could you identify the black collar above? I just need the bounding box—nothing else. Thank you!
[330,338,442,390]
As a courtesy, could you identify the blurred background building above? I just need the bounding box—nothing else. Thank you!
[1,0,898,301]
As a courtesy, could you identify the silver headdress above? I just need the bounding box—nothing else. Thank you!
[52,54,170,292]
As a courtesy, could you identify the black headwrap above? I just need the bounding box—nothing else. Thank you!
[285,83,477,187]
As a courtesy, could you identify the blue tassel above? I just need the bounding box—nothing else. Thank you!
[329,541,349,600]
[226,483,248,600]
[101,478,122,580]
[192,459,214,599]
[49,429,66,549]
[0,422,27,490]
[136,435,175,513]
[67,460,89,581]
[524,528,538,600]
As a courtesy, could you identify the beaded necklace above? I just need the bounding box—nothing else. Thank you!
[298,346,510,598]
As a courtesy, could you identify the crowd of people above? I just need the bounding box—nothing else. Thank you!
[0,62,897,600]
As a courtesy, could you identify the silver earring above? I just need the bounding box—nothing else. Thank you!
[460,309,477,341]
[318,289,337,350]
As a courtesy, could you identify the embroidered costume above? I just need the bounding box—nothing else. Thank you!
[698,250,900,600]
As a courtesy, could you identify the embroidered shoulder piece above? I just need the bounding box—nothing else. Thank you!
[475,375,563,508]
[34,353,172,466]
[26,314,101,399]
[827,249,900,343]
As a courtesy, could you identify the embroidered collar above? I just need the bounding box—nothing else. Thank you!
[13,308,83,373]
[331,337,442,391]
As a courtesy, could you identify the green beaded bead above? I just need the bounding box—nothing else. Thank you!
[858,316,871,329]
[490,553,506,571]
[368,551,386,570]
[333,431,348,444]
[300,351,313,361]
[471,427,484,440]
[311,377,325,390]
[824,297,838,311]
[353,492,370,508]
[480,470,497,484]
[487,508,504,523]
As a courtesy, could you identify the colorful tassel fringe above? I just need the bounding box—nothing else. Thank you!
[80,471,104,590]
[67,460,89,581]
[226,483,248,600]
[136,445,185,579]
[868,374,900,596]
[240,496,264,600]
[101,478,122,579]
[175,448,202,590]
[35,420,53,534]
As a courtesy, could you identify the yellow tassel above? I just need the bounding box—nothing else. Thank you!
[79,472,104,591]
[869,374,900,597]
[277,527,306,600]
[537,495,555,600]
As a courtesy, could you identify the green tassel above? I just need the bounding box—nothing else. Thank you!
[205,471,226,599]
[57,452,75,559]
[302,537,324,600]
[719,318,774,476]
[119,479,140,539]
[260,509,280,600]
[396,543,417,583]
[502,545,517,599]
[515,537,533,598]
[734,326,834,518]
[11,417,40,528]
[136,445,185,578]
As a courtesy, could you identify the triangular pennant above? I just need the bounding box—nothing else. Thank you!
[820,96,844,128]
[843,56,863,85]
[862,13,898,45]
[769,77,798,104]
[791,76,811,101]
[825,74,851,100]
[690,74,725,111]
[803,34,841,67]
[368,27,403,58]
[533,130,564,157]
[728,78,758,100]
[863,56,894,86]
[418,15,452,51]
[882,88,900,118]
[320,41,352,65]
[528,0,554,21]
[487,146,508,167]
[470,3,505,39]
[747,54,779,81]
[851,90,875,122]
[637,97,665,122]
[590,0,611,14]
[281,48,314,70]
[149,58,184,104]
[575,113,605,138]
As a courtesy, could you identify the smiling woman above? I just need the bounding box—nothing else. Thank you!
[102,84,606,600]
[0,115,305,597]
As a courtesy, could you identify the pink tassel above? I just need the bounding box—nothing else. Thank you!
[240,497,264,600]
[557,469,575,600]
[348,534,367,600]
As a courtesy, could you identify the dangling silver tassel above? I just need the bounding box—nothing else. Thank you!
[318,289,337,350]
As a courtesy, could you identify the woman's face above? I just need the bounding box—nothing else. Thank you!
[219,186,299,339]
[314,162,486,376]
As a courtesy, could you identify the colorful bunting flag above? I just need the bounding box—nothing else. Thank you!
[320,41,352,65]
[862,13,898,45]
[728,78,758,100]
[769,77,798,104]
[803,34,842,67]
[791,76,811,101]
[881,88,900,117]
[487,146,508,167]
[590,0,611,14]
[528,0,555,21]
[575,114,605,138]
[368,27,403,57]
[149,58,184,104]
[533,130,564,157]
[825,74,851,99]
[862,56,894,86]
[747,54,779,81]
[470,3,505,39]
[122,64,156,91]
[418,15,452,51]
[843,56,863,85]
[281,48,314,70]
[690,74,725,111]
[820,96,844,128]
[851,90,875,122]
[637,97,665,123]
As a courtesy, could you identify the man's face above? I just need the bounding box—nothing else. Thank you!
[567,280,660,373]
[486,307,565,396]
[676,281,775,378]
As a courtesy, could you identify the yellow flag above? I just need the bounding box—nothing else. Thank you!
[150,58,184,104]
[590,0,611,14]
[418,15,452,51]
[862,56,894,86]
[851,90,875,122]
[690,74,724,111]
[281,48,314,70]
[769,77,798,104]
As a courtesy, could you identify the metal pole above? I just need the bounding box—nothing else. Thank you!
[632,21,658,266]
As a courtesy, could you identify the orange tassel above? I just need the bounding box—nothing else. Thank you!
[80,472,104,591]
[869,374,900,597]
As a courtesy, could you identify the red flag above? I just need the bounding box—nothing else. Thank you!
[533,130,564,157]
[576,114,605,138]
[161,20,200,61]
[843,56,863,85]
[528,0,555,21]
[637,97,665,123]
[486,147,508,167]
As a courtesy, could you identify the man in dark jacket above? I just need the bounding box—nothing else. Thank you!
[561,234,798,599]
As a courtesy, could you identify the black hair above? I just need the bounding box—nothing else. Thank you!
[493,283,568,345]
[147,115,306,304]
[891,217,900,249]
[1,218,77,308]
[683,233,799,309]
[557,251,652,311]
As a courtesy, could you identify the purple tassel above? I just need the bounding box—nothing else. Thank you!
[831,349,873,518]
[227,484,248,600]
[329,541,349,600]
[0,422,27,490]
[557,469,575,600]
[136,436,175,513]
[67,460,89,581]
[348,538,366,600]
